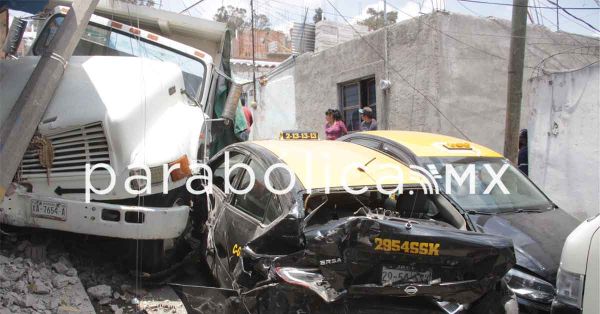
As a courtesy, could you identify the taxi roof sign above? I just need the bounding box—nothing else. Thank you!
[443,142,472,150]
[280,131,319,140]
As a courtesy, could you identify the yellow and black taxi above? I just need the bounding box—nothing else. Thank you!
[173,132,518,313]
[341,130,580,312]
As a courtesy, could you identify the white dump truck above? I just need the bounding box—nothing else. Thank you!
[0,4,239,272]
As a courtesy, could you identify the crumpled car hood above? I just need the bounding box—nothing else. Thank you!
[470,208,579,283]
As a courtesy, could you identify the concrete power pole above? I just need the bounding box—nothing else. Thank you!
[503,0,528,163]
[0,0,99,201]
[250,0,257,104]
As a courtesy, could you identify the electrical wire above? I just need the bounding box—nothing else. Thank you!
[455,0,596,66]
[547,0,600,33]
[180,0,206,14]
[390,2,536,67]
[324,0,472,141]
[459,0,600,10]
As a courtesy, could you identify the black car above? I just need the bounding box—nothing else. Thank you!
[175,138,518,313]
[341,130,581,312]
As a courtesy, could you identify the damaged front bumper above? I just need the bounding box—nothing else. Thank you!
[0,189,189,239]
[171,282,450,314]
[172,280,515,314]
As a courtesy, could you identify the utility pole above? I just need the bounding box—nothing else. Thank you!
[503,0,528,163]
[250,0,257,104]
[0,0,99,201]
[381,0,389,130]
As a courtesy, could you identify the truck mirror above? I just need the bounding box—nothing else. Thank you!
[222,83,243,125]
[2,17,28,57]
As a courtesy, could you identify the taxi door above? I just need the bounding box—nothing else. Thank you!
[207,149,248,288]
[221,157,283,282]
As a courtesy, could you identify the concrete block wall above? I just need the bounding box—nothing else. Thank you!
[255,12,599,151]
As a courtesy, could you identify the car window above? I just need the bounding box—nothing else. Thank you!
[348,138,382,150]
[233,160,273,221]
[263,196,283,224]
[381,143,413,164]
[211,152,246,191]
[33,15,206,100]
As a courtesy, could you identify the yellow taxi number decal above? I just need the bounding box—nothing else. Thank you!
[280,131,319,140]
[373,238,440,256]
[232,244,242,257]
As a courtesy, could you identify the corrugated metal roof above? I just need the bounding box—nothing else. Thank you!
[291,22,315,53]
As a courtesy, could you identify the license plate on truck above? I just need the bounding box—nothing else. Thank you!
[31,200,67,221]
[381,266,432,285]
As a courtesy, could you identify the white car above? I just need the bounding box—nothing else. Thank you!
[552,214,600,314]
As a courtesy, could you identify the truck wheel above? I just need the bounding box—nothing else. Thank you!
[127,196,192,274]
[132,239,167,273]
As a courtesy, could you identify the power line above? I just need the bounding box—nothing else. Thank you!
[547,0,600,32]
[459,0,600,10]
[456,0,595,66]
[265,0,356,20]
[324,0,472,141]
[180,0,206,14]
[389,2,519,64]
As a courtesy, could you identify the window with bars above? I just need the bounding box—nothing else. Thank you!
[339,77,377,132]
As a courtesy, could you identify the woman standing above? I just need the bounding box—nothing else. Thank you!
[325,109,348,140]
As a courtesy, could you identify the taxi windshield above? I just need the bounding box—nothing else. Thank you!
[419,157,553,214]
[33,15,206,100]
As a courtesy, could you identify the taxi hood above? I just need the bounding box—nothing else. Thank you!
[470,208,579,283]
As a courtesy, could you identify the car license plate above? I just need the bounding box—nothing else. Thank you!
[381,266,432,285]
[31,200,67,221]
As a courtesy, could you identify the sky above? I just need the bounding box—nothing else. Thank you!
[6,0,598,37]
[161,0,600,37]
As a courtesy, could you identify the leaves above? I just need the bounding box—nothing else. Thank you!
[358,8,398,30]
[313,7,324,23]
[213,6,271,35]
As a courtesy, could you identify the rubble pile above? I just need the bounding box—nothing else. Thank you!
[0,240,94,314]
[1,234,189,313]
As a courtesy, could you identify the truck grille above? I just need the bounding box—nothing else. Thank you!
[20,122,111,177]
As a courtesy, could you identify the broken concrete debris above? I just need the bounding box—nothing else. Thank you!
[0,240,94,313]
[87,284,112,300]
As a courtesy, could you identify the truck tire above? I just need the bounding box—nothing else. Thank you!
[131,239,166,273]
[127,194,192,274]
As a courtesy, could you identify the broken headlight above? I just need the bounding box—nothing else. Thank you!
[555,267,585,309]
[504,268,555,303]
[274,267,340,302]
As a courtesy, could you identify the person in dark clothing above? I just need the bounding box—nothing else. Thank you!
[359,107,378,131]
[518,129,528,175]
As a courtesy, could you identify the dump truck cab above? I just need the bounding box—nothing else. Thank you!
[0,5,228,272]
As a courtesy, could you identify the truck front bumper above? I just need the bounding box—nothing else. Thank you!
[0,190,190,240]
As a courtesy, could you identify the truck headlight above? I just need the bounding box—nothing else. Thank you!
[555,267,585,309]
[504,268,555,303]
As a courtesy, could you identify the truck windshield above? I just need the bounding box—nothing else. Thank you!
[33,15,206,99]
[419,157,553,214]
